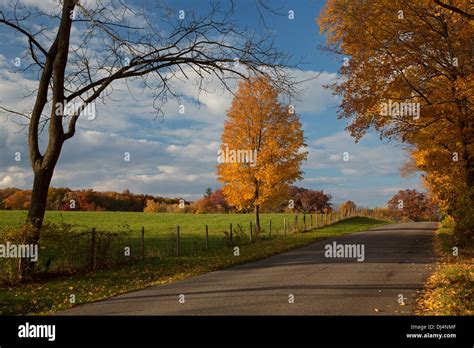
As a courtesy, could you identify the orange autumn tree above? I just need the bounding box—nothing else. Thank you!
[407,145,465,218]
[387,189,438,222]
[339,200,356,214]
[318,0,473,241]
[217,77,307,233]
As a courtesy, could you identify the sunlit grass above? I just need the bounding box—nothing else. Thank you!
[0,210,356,255]
[0,216,386,315]
[416,220,473,315]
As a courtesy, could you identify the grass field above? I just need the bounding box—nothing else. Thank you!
[0,216,387,315]
[0,210,311,233]
[0,210,334,257]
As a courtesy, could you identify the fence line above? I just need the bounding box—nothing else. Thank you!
[130,209,380,259]
[1,210,381,279]
[98,209,378,259]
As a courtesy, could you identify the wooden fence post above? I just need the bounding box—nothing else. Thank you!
[295,215,298,232]
[140,226,145,259]
[269,220,272,237]
[205,224,209,251]
[229,223,233,245]
[176,225,180,257]
[250,221,253,243]
[89,228,96,271]
[283,218,286,235]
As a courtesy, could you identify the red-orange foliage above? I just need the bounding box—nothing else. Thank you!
[194,188,230,213]
[3,190,31,210]
[387,189,438,222]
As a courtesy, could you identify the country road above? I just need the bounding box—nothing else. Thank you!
[60,222,437,315]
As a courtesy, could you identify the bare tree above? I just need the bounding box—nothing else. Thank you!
[0,0,297,256]
[434,0,474,20]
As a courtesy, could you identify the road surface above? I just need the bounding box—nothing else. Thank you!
[60,221,437,315]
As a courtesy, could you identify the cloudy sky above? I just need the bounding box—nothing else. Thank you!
[0,0,422,207]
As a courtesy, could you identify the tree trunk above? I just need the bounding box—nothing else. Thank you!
[459,135,474,202]
[18,168,55,279]
[27,168,55,230]
[464,153,474,196]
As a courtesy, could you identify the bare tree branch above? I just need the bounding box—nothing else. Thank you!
[434,0,474,20]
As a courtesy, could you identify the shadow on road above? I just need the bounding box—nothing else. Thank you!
[104,283,424,303]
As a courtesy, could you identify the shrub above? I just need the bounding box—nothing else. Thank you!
[223,224,249,246]
[452,192,474,247]
[0,222,132,285]
[0,223,38,284]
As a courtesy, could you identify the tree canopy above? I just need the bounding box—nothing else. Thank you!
[217,76,307,231]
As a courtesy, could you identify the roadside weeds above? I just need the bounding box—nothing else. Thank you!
[415,221,473,315]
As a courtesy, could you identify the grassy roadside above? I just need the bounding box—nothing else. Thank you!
[416,220,473,315]
[0,217,386,315]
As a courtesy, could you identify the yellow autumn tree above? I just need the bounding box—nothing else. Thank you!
[339,200,356,213]
[318,0,473,242]
[217,76,307,233]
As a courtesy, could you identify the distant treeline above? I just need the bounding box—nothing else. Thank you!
[189,186,333,214]
[0,186,334,214]
[0,186,435,221]
[0,187,186,212]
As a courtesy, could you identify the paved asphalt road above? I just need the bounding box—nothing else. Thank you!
[60,222,437,315]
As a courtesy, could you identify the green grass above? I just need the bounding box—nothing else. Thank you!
[0,216,386,315]
[0,210,339,257]
[0,210,303,232]
[416,220,473,315]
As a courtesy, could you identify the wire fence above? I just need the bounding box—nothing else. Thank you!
[0,209,382,283]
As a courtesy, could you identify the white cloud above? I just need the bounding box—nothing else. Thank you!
[0,166,31,188]
[303,176,345,184]
[307,131,408,177]
[1,0,60,14]
[287,70,339,114]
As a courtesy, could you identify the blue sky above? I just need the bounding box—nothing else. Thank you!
[0,0,422,207]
